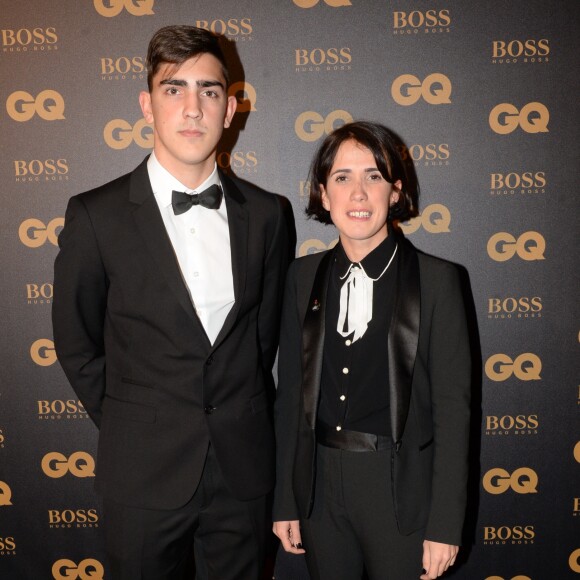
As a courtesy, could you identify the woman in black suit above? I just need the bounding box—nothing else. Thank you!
[273,121,471,580]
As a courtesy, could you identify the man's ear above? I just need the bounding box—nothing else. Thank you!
[139,91,154,124]
[223,95,237,129]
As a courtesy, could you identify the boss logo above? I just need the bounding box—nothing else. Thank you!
[93,0,154,17]
[298,238,339,257]
[399,204,450,234]
[485,414,539,435]
[295,48,352,67]
[6,90,65,122]
[19,218,64,248]
[0,482,13,506]
[295,110,353,142]
[391,74,451,106]
[398,143,449,165]
[14,159,68,181]
[489,102,549,134]
[48,509,98,527]
[487,296,542,319]
[217,151,258,172]
[41,452,95,479]
[483,525,535,544]
[483,468,538,494]
[487,231,545,261]
[100,56,145,75]
[103,118,152,149]
[492,39,549,59]
[393,10,451,31]
[195,18,253,38]
[485,353,541,382]
[1,27,57,47]
[0,537,16,552]
[228,81,257,113]
[52,559,104,580]
[293,0,351,7]
[38,400,88,417]
[490,171,546,194]
[27,283,54,303]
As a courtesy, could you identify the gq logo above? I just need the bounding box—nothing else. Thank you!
[489,102,549,134]
[228,81,257,113]
[570,548,580,573]
[399,204,450,234]
[299,238,338,257]
[0,481,12,506]
[485,353,542,381]
[293,0,351,7]
[104,118,152,149]
[19,218,64,248]
[6,90,65,122]
[486,576,531,580]
[295,110,353,142]
[41,452,95,478]
[30,339,57,367]
[487,231,545,261]
[483,468,538,494]
[93,0,154,17]
[391,74,451,106]
[52,559,104,580]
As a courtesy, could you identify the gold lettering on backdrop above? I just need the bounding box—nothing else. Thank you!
[6,90,65,121]
[485,353,542,381]
[487,231,545,261]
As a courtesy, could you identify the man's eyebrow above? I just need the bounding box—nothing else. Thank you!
[159,79,225,90]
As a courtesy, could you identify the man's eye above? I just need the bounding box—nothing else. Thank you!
[203,90,218,98]
[166,87,179,95]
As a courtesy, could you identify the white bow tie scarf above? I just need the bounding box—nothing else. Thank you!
[336,244,398,344]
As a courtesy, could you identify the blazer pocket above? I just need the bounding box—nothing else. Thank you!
[250,391,269,414]
[103,394,156,424]
[121,377,154,389]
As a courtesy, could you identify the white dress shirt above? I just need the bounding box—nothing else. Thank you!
[148,153,235,344]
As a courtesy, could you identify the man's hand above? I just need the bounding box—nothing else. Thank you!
[273,520,306,554]
[420,540,458,579]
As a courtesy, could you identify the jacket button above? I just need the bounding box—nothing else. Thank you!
[204,406,216,414]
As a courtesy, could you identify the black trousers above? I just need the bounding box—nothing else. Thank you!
[102,445,268,580]
[301,444,424,580]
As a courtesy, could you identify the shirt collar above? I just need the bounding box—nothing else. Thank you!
[336,232,398,280]
[147,152,220,209]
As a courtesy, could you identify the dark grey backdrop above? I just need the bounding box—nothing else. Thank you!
[1,1,579,578]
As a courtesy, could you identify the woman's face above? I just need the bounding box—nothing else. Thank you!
[320,139,401,262]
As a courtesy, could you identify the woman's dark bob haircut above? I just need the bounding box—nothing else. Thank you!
[305,121,418,224]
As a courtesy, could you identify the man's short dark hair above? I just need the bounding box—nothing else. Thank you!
[146,25,230,91]
[305,121,418,224]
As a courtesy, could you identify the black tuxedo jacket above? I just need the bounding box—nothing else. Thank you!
[53,157,290,510]
[273,234,471,545]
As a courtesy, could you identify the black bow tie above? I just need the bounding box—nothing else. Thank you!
[171,184,222,215]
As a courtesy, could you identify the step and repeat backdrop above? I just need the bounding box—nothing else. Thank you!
[1,1,578,578]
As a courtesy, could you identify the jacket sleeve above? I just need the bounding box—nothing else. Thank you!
[425,263,471,545]
[273,260,302,521]
[52,195,108,428]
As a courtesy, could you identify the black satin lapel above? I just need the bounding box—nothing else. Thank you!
[212,177,248,348]
[130,175,208,342]
[302,251,334,429]
[388,239,420,447]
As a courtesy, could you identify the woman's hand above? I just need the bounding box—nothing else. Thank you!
[273,520,306,554]
[420,540,458,579]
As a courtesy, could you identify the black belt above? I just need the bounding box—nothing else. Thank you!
[316,422,391,452]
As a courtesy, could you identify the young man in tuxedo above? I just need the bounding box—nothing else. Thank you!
[53,25,290,579]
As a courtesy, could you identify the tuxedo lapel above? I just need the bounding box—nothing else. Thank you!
[302,250,334,428]
[212,171,248,349]
[128,159,209,343]
[388,236,420,448]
